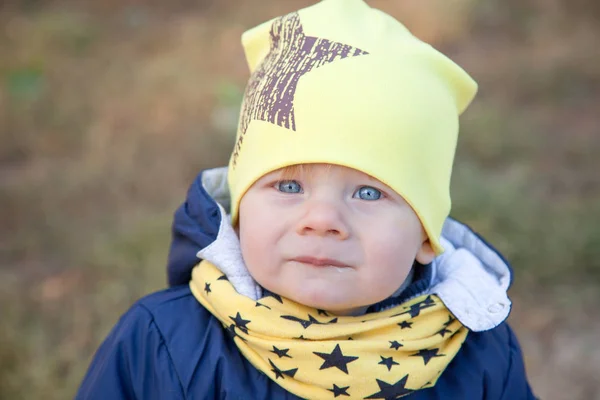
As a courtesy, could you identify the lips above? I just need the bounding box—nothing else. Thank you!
[291,256,349,268]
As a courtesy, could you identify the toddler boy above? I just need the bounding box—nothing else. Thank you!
[78,1,536,398]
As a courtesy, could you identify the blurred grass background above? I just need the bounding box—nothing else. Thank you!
[1,0,599,399]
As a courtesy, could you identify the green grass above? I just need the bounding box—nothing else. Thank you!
[453,100,600,287]
[0,213,174,398]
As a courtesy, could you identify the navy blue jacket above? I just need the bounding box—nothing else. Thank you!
[77,168,536,399]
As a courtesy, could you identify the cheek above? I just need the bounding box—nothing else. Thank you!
[239,216,268,265]
[362,223,420,280]
[239,223,274,288]
[238,198,283,278]
[239,227,262,264]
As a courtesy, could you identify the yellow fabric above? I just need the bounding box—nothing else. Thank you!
[227,0,478,254]
[190,261,469,399]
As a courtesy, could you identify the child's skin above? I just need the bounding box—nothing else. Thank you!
[238,163,436,316]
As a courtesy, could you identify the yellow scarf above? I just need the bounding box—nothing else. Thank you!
[190,261,468,399]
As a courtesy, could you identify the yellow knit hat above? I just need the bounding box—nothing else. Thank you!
[227,0,478,254]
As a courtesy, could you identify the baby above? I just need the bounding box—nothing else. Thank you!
[77,1,536,399]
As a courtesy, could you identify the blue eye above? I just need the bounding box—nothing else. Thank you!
[354,186,381,201]
[277,180,302,194]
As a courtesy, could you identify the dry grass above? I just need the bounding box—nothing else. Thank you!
[1,1,599,398]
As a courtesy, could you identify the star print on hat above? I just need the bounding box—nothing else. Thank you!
[230,10,368,168]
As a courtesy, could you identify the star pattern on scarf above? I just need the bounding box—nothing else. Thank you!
[397,321,413,329]
[394,296,436,318]
[281,314,337,329]
[437,316,457,338]
[224,323,247,342]
[378,356,399,371]
[282,314,320,329]
[364,375,414,399]
[217,274,228,281]
[411,348,445,365]
[436,327,452,337]
[225,324,236,338]
[313,344,359,374]
[444,315,456,327]
[328,383,350,397]
[229,312,251,334]
[389,340,403,350]
[271,346,292,359]
[420,380,433,389]
[268,359,298,380]
[264,292,284,303]
[255,302,271,310]
[195,262,465,398]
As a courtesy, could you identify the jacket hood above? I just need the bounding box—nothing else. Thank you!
[167,167,513,332]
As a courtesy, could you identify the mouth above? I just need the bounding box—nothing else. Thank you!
[291,256,350,268]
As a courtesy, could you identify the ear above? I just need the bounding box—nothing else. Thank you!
[415,239,436,265]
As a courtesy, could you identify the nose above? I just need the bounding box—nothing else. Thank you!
[295,199,350,239]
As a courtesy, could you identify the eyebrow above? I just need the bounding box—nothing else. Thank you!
[364,174,382,184]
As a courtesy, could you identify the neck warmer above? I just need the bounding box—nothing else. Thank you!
[190,260,468,399]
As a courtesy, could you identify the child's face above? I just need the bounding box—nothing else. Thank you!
[238,164,435,316]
